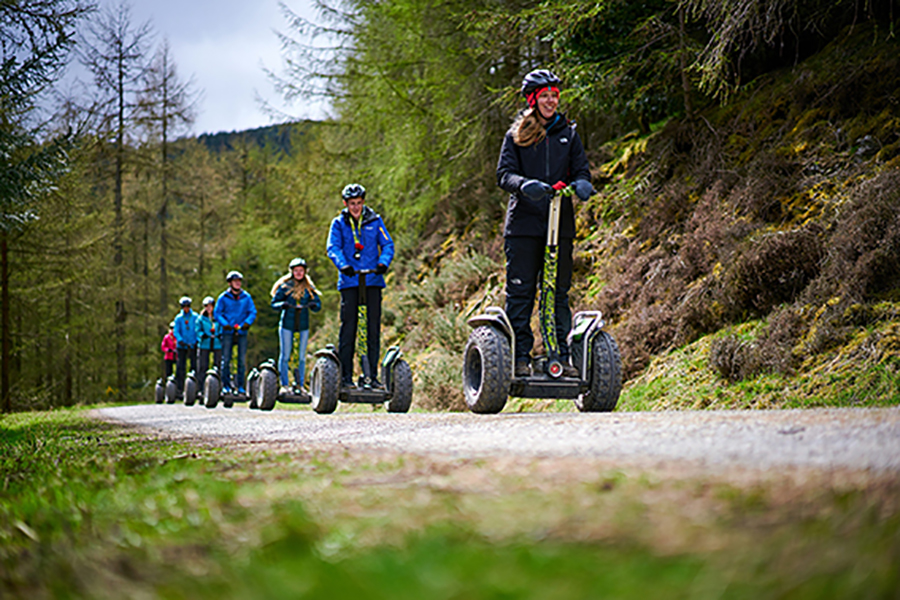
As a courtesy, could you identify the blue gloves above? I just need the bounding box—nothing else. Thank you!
[520,179,553,201]
[573,179,594,201]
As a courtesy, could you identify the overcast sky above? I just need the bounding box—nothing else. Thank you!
[94,0,330,135]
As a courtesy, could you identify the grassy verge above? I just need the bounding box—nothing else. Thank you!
[2,408,898,598]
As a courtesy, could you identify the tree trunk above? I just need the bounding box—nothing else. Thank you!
[2,231,10,412]
[115,57,127,400]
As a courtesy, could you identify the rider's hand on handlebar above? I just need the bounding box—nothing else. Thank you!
[375,263,388,275]
[573,179,595,201]
[340,265,355,277]
[521,179,553,201]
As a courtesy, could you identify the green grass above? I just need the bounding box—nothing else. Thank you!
[1,408,898,598]
[619,319,900,411]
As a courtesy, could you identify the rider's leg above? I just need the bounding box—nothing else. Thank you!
[175,346,188,392]
[296,328,310,388]
[220,331,234,391]
[235,333,248,392]
[278,327,293,387]
[504,236,543,364]
[338,287,360,385]
[555,237,574,360]
[365,287,382,380]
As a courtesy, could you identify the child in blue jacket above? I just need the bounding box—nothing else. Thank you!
[173,296,199,394]
[326,183,394,387]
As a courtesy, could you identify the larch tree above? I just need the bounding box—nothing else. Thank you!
[79,0,152,400]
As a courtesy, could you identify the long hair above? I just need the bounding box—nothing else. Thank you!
[270,271,319,302]
[511,107,546,147]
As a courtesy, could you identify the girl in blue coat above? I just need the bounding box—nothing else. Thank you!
[270,257,322,392]
[326,183,394,387]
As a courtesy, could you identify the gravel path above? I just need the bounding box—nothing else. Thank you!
[95,404,900,474]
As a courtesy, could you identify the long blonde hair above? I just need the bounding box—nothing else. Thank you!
[511,108,546,147]
[270,270,319,302]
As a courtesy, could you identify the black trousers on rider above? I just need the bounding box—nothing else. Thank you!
[175,345,197,393]
[504,235,573,363]
[197,346,222,387]
[338,286,382,385]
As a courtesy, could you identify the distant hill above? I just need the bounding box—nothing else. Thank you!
[197,121,315,155]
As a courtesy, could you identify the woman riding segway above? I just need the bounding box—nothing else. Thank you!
[270,257,322,395]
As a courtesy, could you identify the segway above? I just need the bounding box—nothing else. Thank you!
[251,358,312,411]
[154,378,165,404]
[164,374,178,404]
[462,184,622,413]
[183,370,199,406]
[309,269,413,414]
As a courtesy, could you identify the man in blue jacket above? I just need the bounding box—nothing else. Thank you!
[214,271,257,394]
[173,296,200,395]
[327,183,394,388]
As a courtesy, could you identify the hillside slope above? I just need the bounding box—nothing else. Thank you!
[394,24,900,411]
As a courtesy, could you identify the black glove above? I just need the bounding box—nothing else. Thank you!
[520,179,553,201]
[375,263,388,275]
[240,323,250,330]
[340,265,355,277]
[573,179,595,201]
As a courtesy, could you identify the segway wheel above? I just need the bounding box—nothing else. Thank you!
[204,375,220,408]
[385,359,413,413]
[184,375,198,406]
[247,370,260,409]
[223,392,234,409]
[575,330,622,412]
[154,380,165,404]
[258,369,279,411]
[310,357,340,414]
[462,326,510,414]
[165,379,178,404]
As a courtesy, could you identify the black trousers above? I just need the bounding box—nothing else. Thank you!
[504,235,573,362]
[175,345,197,392]
[339,286,382,384]
[197,347,222,387]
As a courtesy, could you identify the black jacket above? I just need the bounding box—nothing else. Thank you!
[496,113,591,239]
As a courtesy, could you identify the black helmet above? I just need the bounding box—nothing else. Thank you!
[341,183,366,201]
[179,296,192,307]
[289,257,307,269]
[226,270,243,282]
[521,69,561,105]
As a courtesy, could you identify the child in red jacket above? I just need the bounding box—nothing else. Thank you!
[161,322,177,378]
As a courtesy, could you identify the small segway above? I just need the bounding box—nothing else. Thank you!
[164,374,178,404]
[154,378,165,404]
[251,358,311,411]
[183,370,199,406]
[309,269,413,414]
[462,184,622,413]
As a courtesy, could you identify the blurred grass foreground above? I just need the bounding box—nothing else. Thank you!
[1,408,898,598]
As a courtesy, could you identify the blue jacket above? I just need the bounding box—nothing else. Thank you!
[196,314,222,350]
[173,309,200,348]
[271,282,322,332]
[327,205,394,290]
[214,288,257,336]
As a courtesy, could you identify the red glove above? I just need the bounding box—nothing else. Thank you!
[552,181,567,191]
